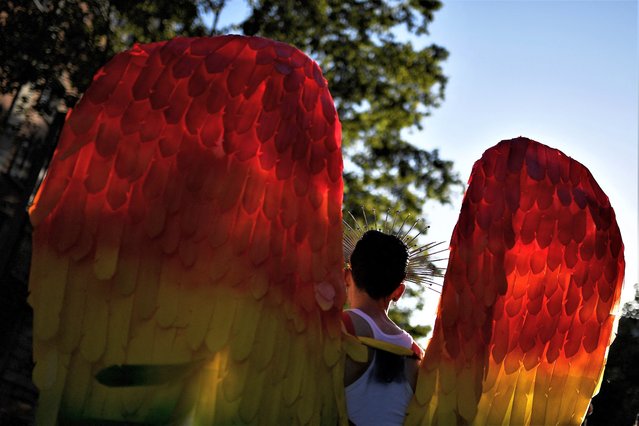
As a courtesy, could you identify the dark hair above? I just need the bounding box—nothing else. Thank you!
[372,349,407,384]
[349,230,408,300]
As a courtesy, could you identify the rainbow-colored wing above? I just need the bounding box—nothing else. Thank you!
[406,137,624,425]
[28,35,346,424]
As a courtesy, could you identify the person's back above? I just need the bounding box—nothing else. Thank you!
[344,309,418,425]
[342,230,421,425]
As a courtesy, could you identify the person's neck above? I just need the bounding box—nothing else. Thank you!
[350,292,391,319]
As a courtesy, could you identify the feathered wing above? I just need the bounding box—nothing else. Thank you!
[406,137,625,425]
[28,35,347,424]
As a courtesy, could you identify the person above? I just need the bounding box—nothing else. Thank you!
[343,230,422,426]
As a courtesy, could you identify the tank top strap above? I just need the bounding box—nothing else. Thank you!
[347,309,422,359]
[347,308,384,339]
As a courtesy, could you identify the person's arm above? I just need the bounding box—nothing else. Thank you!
[344,311,374,386]
[405,357,419,391]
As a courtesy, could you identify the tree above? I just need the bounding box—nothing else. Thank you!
[622,283,639,319]
[586,286,639,425]
[0,0,459,339]
[0,0,211,113]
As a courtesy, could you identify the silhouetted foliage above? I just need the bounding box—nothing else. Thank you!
[588,307,639,425]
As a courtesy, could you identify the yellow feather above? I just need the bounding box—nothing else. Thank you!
[342,334,367,364]
[82,376,109,420]
[152,327,179,363]
[79,278,109,363]
[332,364,348,425]
[473,358,495,425]
[59,353,90,420]
[530,362,552,425]
[560,352,601,424]
[118,387,147,420]
[30,243,69,341]
[102,385,122,422]
[556,372,581,425]
[513,372,533,425]
[230,295,263,361]
[34,352,70,426]
[131,249,162,321]
[249,302,279,369]
[215,352,241,423]
[481,353,501,393]
[188,353,223,424]
[185,285,215,351]
[484,367,518,426]
[297,367,316,425]
[135,381,183,424]
[258,373,284,423]
[59,261,91,353]
[456,364,479,422]
[544,359,570,422]
[438,361,456,395]
[104,292,134,364]
[175,277,205,331]
[116,318,154,416]
[112,249,140,296]
[205,287,237,353]
[271,313,292,385]
[571,393,592,425]
[282,335,304,405]
[127,317,155,363]
[93,210,125,280]
[413,367,436,409]
[222,358,249,403]
[323,333,343,367]
[238,366,265,423]
[156,257,182,328]
[435,391,457,426]
[171,329,192,362]
[32,343,58,390]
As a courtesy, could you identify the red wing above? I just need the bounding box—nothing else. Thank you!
[29,36,346,424]
[406,137,624,425]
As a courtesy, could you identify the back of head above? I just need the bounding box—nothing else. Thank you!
[349,230,408,299]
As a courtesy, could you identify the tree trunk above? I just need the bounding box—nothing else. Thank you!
[1,84,24,130]
[0,111,65,279]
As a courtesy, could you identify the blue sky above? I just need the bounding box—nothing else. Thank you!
[412,0,638,323]
[213,1,638,325]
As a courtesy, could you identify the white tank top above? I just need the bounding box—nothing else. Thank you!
[345,309,415,426]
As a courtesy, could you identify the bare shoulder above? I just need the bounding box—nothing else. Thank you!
[344,311,373,386]
[346,310,374,338]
